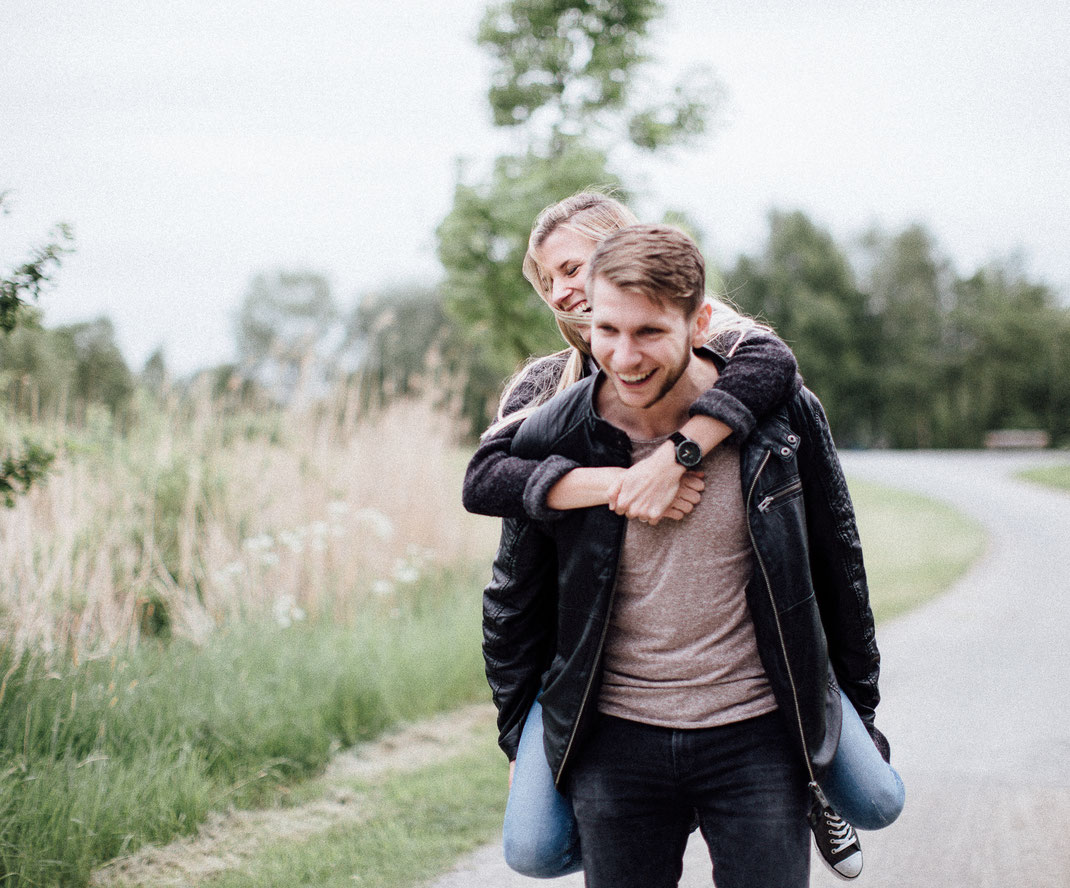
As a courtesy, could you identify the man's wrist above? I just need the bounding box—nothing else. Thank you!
[669,432,703,468]
[657,439,687,471]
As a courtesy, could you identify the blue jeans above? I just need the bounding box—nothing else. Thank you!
[502,697,583,877]
[567,712,810,888]
[501,692,904,877]
[821,688,906,830]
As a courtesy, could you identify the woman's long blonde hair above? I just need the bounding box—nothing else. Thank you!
[484,191,768,438]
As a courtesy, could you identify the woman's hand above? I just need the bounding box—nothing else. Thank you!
[509,759,516,788]
[608,440,705,524]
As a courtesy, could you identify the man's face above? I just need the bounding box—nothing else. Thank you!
[590,276,699,410]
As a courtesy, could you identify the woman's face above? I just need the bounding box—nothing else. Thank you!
[537,226,600,321]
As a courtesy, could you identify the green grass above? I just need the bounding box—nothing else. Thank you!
[0,567,488,888]
[1015,463,1070,492]
[203,732,507,888]
[849,478,986,623]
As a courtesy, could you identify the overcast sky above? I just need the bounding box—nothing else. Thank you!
[2,0,1068,374]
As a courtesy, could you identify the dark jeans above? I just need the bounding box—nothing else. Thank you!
[567,711,810,888]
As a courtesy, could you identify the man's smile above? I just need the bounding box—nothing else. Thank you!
[614,368,656,386]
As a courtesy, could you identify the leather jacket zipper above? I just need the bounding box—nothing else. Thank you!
[756,478,803,513]
[554,517,628,786]
[746,451,824,803]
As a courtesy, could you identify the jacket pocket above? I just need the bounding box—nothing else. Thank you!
[755,477,803,513]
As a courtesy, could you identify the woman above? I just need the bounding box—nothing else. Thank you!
[463,192,903,880]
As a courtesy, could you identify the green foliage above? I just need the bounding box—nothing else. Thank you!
[0,573,487,887]
[946,265,1070,446]
[0,190,75,504]
[437,145,624,432]
[727,211,1070,448]
[477,0,715,153]
[0,191,75,333]
[727,211,878,443]
[347,284,452,408]
[236,270,342,403]
[627,65,720,150]
[431,0,720,434]
[0,316,134,419]
[140,347,168,396]
[479,0,663,129]
[0,440,55,506]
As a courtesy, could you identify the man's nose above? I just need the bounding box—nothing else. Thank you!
[615,337,641,367]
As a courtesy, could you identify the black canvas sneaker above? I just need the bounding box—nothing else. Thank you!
[808,798,863,880]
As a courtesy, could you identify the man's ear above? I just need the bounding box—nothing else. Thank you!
[690,300,713,347]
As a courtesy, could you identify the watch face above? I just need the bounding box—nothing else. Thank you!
[676,439,702,468]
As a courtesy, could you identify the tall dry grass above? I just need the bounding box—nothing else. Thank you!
[0,384,498,662]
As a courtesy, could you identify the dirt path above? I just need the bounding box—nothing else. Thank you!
[90,703,497,888]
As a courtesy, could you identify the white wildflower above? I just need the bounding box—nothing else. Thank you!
[273,594,306,628]
[353,507,394,542]
[372,579,395,597]
[243,534,274,553]
[392,559,420,584]
[211,560,246,587]
[327,500,350,518]
[278,529,305,554]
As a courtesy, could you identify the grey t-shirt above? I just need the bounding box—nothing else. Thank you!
[598,437,778,728]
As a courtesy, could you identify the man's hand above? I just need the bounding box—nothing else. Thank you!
[509,759,516,788]
[608,439,705,524]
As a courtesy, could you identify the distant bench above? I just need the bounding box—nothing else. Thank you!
[984,429,1051,449]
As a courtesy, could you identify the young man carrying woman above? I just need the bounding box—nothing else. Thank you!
[463,194,903,882]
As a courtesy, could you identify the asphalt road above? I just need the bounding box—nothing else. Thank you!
[433,451,1070,888]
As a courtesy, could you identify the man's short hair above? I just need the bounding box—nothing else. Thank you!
[587,224,705,316]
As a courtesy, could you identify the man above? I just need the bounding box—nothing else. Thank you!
[484,224,885,888]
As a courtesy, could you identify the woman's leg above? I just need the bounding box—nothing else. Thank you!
[502,697,583,877]
[821,688,906,830]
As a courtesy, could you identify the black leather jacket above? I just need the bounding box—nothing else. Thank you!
[483,352,883,789]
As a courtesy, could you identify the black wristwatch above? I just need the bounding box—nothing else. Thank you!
[669,431,703,468]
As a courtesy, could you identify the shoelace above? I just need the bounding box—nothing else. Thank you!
[825,814,857,855]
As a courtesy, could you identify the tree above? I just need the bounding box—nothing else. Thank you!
[438,144,625,431]
[55,318,134,415]
[478,0,712,151]
[949,262,1070,447]
[0,318,134,420]
[140,346,169,397]
[235,270,341,405]
[857,225,954,447]
[0,191,73,504]
[0,192,74,332]
[345,283,451,407]
[725,212,1070,449]
[438,0,720,433]
[727,211,877,445]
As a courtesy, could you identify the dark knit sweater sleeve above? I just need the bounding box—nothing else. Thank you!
[462,354,580,518]
[689,331,802,442]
